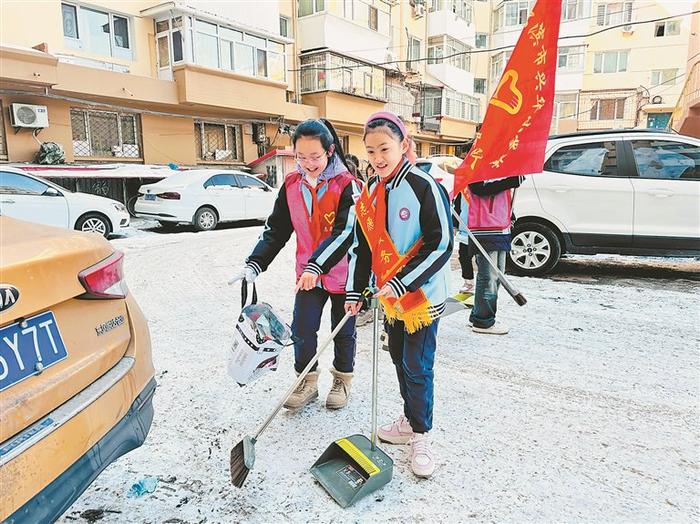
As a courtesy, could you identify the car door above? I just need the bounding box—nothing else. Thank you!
[236,174,274,220]
[625,137,700,250]
[0,171,70,228]
[537,140,634,247]
[203,174,243,221]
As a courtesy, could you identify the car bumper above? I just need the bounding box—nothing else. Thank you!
[134,200,190,223]
[0,294,154,522]
[7,378,156,524]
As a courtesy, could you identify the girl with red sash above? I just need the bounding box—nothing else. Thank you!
[344,111,453,478]
[230,119,360,411]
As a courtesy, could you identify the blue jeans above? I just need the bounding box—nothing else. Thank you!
[385,319,439,434]
[469,250,506,329]
[291,288,356,373]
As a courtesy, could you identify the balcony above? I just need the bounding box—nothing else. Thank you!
[173,63,316,121]
[427,0,475,43]
[297,0,391,63]
[0,45,58,88]
[300,51,387,102]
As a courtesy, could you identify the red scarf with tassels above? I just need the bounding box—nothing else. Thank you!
[354,170,433,333]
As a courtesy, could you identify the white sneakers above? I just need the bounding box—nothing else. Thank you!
[472,321,510,335]
[377,414,413,444]
[409,432,435,478]
[378,415,435,478]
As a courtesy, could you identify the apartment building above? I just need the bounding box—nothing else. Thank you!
[1,0,695,169]
[486,0,694,134]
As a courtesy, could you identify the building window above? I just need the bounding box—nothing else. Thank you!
[190,19,286,81]
[62,3,79,39]
[427,35,470,71]
[475,33,487,49]
[593,50,629,73]
[61,3,133,59]
[70,108,141,159]
[369,6,378,31]
[650,69,678,87]
[428,1,473,23]
[0,102,7,160]
[299,0,325,17]
[300,52,386,100]
[551,93,578,133]
[279,16,291,37]
[194,121,242,162]
[557,46,584,72]
[494,1,531,31]
[407,36,422,69]
[589,98,626,120]
[429,144,440,156]
[561,0,584,20]
[474,78,486,94]
[445,89,480,121]
[490,50,512,81]
[655,20,680,37]
[596,2,633,26]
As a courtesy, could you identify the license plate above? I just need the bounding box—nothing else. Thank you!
[0,312,68,392]
[145,194,156,201]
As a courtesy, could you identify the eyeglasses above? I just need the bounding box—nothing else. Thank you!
[295,153,327,163]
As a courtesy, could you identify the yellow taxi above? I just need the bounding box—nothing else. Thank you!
[0,216,155,522]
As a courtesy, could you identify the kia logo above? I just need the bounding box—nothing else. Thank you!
[0,285,20,312]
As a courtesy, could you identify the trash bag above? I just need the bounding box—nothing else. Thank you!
[35,142,66,165]
[227,283,292,386]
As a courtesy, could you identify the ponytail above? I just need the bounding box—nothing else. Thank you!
[319,118,350,172]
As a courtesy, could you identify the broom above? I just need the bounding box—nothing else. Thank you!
[230,309,359,487]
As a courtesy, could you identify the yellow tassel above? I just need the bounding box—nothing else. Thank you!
[380,298,434,334]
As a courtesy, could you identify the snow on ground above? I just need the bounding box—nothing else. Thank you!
[59,225,700,523]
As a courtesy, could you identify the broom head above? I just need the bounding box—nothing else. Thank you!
[230,435,256,488]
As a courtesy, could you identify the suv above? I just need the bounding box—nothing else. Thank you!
[510,130,700,275]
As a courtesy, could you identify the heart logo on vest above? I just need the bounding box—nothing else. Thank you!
[399,207,410,221]
[324,211,335,225]
[490,69,523,115]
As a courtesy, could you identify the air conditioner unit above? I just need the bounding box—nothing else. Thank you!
[10,103,49,128]
[414,4,425,17]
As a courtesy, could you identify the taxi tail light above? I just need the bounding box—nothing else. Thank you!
[157,192,181,200]
[78,251,127,299]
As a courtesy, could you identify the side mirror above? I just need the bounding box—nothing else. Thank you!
[43,187,62,197]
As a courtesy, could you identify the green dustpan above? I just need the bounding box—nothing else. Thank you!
[311,298,393,507]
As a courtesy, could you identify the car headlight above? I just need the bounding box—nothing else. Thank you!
[112,203,127,212]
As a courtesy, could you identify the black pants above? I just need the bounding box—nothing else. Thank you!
[291,288,356,373]
[458,242,474,280]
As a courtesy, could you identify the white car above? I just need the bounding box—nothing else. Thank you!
[134,169,275,231]
[511,129,700,275]
[0,167,129,237]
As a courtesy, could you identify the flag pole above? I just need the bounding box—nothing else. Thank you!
[451,207,527,307]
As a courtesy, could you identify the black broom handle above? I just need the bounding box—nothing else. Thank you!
[451,207,527,306]
[252,311,354,441]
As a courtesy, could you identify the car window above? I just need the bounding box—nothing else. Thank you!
[544,141,619,177]
[0,172,49,195]
[630,140,700,180]
[203,174,238,188]
[237,175,266,189]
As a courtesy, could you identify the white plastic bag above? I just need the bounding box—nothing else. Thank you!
[227,283,292,386]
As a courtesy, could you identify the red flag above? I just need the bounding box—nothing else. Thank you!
[452,0,562,197]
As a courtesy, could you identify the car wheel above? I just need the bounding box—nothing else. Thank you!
[508,222,561,276]
[193,207,218,231]
[76,213,111,238]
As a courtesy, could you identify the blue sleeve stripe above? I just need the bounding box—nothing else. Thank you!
[401,174,452,287]
[345,227,361,293]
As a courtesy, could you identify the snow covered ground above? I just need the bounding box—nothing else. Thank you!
[59,224,699,523]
